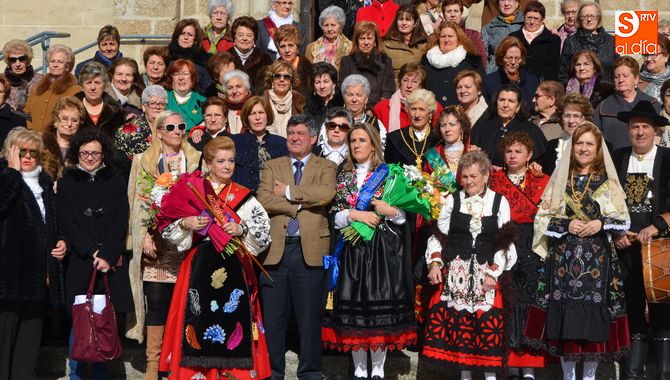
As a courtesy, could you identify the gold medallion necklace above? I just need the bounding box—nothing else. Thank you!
[400,127,429,167]
[570,171,594,203]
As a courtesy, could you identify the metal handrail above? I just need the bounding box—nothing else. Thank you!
[1,31,171,73]
[0,31,71,69]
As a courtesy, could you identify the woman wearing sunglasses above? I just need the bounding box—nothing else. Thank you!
[260,60,305,138]
[315,107,353,165]
[0,127,64,380]
[126,110,201,373]
[57,128,133,379]
[2,40,43,115]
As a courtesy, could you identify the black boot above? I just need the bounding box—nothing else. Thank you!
[621,334,648,380]
[656,336,670,380]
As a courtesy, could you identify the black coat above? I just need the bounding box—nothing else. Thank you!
[74,92,126,138]
[0,103,26,147]
[57,166,133,313]
[168,42,214,95]
[0,163,64,305]
[304,90,345,129]
[483,67,540,111]
[339,52,396,107]
[384,128,441,166]
[232,48,274,95]
[470,117,548,167]
[508,27,561,81]
[231,132,288,193]
[422,53,485,107]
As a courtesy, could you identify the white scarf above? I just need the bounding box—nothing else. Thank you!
[425,45,467,69]
[388,90,405,133]
[111,84,129,105]
[22,166,45,221]
[267,89,293,137]
[267,10,294,56]
[174,91,192,104]
[234,46,254,65]
[522,25,545,44]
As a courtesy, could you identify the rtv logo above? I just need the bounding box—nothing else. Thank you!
[615,10,658,55]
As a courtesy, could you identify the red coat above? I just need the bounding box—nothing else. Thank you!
[355,0,400,38]
[202,37,234,54]
[372,97,443,131]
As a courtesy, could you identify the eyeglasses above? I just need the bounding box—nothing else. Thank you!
[19,148,39,158]
[8,55,28,64]
[79,151,102,159]
[579,15,598,20]
[59,116,80,125]
[644,51,668,58]
[562,112,584,120]
[146,101,167,109]
[159,123,187,132]
[325,121,350,132]
[272,73,293,81]
[172,72,191,78]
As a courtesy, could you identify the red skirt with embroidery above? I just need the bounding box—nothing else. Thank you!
[421,282,506,370]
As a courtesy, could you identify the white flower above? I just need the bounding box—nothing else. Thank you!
[150,186,169,207]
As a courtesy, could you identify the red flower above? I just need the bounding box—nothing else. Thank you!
[147,135,153,143]
[122,123,138,134]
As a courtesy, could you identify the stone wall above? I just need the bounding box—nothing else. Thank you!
[1,0,670,72]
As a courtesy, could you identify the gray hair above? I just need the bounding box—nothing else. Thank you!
[326,107,353,126]
[46,44,75,72]
[458,151,491,175]
[403,89,438,113]
[660,19,670,30]
[560,0,582,15]
[78,61,108,86]
[287,114,319,136]
[141,85,168,104]
[208,0,234,18]
[341,74,371,97]
[222,70,251,95]
[319,6,346,30]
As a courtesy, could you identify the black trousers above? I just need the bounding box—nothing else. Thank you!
[260,239,324,380]
[0,300,45,380]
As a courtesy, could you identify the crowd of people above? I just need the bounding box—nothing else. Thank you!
[2,0,670,379]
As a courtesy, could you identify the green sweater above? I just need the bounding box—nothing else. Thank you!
[166,90,206,131]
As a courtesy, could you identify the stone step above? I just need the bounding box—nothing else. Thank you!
[38,341,657,380]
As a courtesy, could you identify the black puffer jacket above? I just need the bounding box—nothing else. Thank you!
[0,161,64,306]
[560,27,619,83]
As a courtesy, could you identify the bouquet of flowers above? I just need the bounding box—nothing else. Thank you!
[430,163,459,194]
[139,170,178,230]
[341,164,442,245]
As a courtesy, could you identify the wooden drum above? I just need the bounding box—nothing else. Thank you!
[644,239,670,303]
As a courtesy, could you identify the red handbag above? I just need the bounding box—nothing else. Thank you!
[71,270,123,362]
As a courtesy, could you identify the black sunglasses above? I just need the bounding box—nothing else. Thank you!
[325,121,350,132]
[19,148,39,158]
[272,73,293,81]
[8,55,28,64]
[160,123,187,132]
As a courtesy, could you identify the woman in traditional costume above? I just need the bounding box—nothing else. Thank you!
[524,122,630,380]
[157,136,271,379]
[422,151,517,379]
[488,131,549,379]
[322,122,416,380]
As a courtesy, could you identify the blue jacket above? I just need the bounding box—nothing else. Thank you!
[231,132,289,193]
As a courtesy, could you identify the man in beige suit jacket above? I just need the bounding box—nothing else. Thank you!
[257,114,337,380]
